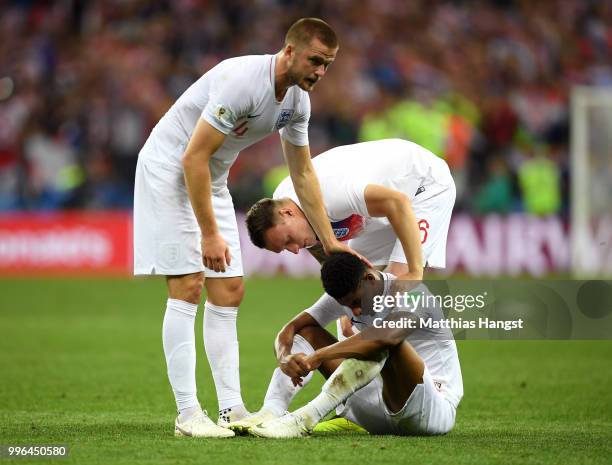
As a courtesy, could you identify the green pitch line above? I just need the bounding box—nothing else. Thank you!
[0,277,610,465]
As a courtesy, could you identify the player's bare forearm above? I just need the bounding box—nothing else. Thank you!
[309,329,389,364]
[293,168,336,249]
[364,184,423,281]
[182,119,226,237]
[308,323,408,370]
[275,312,322,382]
[274,311,321,361]
[388,197,423,281]
[280,139,337,250]
[183,157,217,236]
[274,324,296,361]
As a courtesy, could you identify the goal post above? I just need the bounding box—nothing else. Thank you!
[570,86,612,277]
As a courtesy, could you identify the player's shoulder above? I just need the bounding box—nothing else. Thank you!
[209,54,272,88]
[218,54,270,71]
[288,83,309,97]
[286,85,311,110]
[343,138,436,160]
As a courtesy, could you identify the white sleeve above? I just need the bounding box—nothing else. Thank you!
[304,293,347,327]
[279,94,310,146]
[201,76,254,134]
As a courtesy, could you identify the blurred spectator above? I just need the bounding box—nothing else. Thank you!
[22,119,85,210]
[83,150,133,209]
[0,0,610,213]
[518,146,562,216]
[474,156,515,214]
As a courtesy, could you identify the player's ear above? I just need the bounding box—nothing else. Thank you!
[365,271,377,281]
[283,43,295,59]
[278,206,293,218]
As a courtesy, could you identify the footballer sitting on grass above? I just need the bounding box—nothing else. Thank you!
[248,252,463,437]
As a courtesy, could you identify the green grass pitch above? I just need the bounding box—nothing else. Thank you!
[0,276,611,465]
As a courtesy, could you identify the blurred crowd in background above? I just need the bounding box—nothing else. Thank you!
[0,0,610,215]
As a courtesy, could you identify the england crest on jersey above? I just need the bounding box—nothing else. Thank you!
[275,109,294,129]
[331,214,366,241]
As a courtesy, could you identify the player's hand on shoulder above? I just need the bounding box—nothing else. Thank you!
[201,233,232,272]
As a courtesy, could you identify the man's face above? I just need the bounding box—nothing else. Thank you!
[286,37,338,91]
[337,288,364,317]
[263,212,318,254]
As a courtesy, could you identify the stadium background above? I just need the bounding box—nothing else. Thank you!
[1,1,610,464]
[2,0,611,277]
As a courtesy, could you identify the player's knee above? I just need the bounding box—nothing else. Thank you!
[297,324,335,350]
[378,323,410,348]
[184,276,205,303]
[375,334,405,349]
[207,278,244,307]
[227,280,245,306]
[167,273,204,304]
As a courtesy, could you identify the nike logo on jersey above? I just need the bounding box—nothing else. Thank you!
[247,114,261,118]
[350,317,364,325]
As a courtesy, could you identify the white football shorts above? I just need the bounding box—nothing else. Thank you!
[348,174,456,269]
[133,156,243,277]
[338,366,456,436]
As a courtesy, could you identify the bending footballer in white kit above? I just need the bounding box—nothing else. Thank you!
[246,138,455,276]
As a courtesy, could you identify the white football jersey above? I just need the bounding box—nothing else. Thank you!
[139,54,310,193]
[305,275,464,409]
[273,138,453,240]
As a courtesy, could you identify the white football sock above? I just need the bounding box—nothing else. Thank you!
[218,403,249,424]
[293,354,388,429]
[203,301,243,411]
[178,405,201,423]
[262,334,315,416]
[162,298,200,415]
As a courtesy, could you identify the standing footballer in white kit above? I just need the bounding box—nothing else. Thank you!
[133,18,360,438]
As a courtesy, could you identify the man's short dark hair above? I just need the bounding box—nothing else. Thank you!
[285,18,338,49]
[321,252,366,299]
[246,198,280,249]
